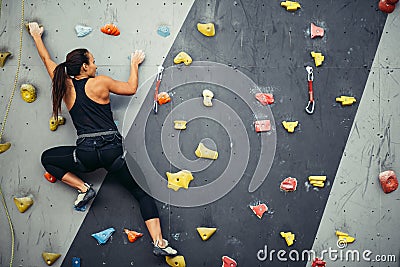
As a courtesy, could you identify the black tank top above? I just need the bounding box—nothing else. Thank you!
[69,78,118,135]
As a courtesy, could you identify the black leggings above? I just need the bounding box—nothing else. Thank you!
[41,134,159,221]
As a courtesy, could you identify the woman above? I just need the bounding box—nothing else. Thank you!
[28,22,177,256]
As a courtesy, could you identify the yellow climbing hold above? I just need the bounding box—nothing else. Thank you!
[196,227,217,241]
[0,52,11,67]
[49,116,66,131]
[166,255,186,267]
[166,170,194,191]
[20,84,37,103]
[336,231,356,244]
[282,121,298,133]
[174,52,192,66]
[195,142,218,160]
[13,196,34,213]
[197,22,215,37]
[311,51,324,67]
[202,89,214,107]
[336,96,356,106]
[0,142,11,154]
[42,252,61,266]
[174,120,187,130]
[280,231,295,246]
[308,175,327,188]
[280,1,301,11]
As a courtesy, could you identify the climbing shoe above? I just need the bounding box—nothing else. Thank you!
[153,239,178,256]
[74,183,96,209]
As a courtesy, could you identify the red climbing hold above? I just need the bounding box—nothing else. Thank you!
[250,203,268,219]
[387,0,399,3]
[379,170,398,194]
[280,177,297,192]
[379,0,396,13]
[255,93,274,105]
[44,172,56,183]
[124,229,143,243]
[312,258,326,267]
[222,256,237,267]
[254,120,271,132]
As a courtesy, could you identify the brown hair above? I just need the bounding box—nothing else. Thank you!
[52,48,89,118]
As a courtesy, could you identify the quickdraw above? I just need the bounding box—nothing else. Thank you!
[153,65,164,114]
[305,66,315,114]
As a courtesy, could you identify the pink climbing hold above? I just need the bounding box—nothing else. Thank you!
[254,120,271,132]
[255,93,274,105]
[222,256,237,267]
[310,23,324,39]
[250,203,268,219]
[379,170,398,194]
[280,177,297,192]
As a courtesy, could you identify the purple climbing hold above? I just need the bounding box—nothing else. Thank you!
[91,227,115,245]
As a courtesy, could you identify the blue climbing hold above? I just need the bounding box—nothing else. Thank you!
[75,25,93,37]
[72,257,81,267]
[73,205,87,212]
[91,227,115,245]
[157,25,170,37]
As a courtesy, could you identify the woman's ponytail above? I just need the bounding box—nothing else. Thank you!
[52,62,68,119]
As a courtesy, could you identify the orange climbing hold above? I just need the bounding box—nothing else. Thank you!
[222,256,237,267]
[255,93,274,105]
[124,228,143,243]
[310,23,324,39]
[44,172,57,183]
[101,23,120,36]
[250,203,268,219]
[157,92,171,105]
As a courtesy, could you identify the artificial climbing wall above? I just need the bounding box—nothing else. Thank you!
[1,0,399,267]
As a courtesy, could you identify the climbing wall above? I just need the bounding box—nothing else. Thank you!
[0,0,398,267]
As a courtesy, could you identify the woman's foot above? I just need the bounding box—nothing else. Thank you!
[153,239,178,256]
[74,183,96,208]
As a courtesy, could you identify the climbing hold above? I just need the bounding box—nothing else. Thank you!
[101,23,120,36]
[336,230,355,244]
[174,120,187,130]
[254,120,271,133]
[387,0,399,3]
[222,256,237,267]
[308,175,326,188]
[174,52,192,65]
[255,93,274,105]
[280,177,297,192]
[282,121,298,133]
[13,196,33,213]
[379,170,398,194]
[75,24,93,37]
[20,84,37,103]
[197,22,215,37]
[42,252,61,266]
[166,255,186,267]
[202,89,214,107]
[336,95,356,106]
[124,228,143,243]
[195,142,218,160]
[0,142,11,154]
[196,227,217,241]
[250,203,268,219]
[44,172,57,183]
[91,227,115,244]
[280,231,295,246]
[312,257,326,267]
[166,170,194,191]
[49,115,66,131]
[311,51,324,67]
[157,25,171,37]
[280,1,301,11]
[157,92,171,105]
[310,23,324,39]
[0,52,11,67]
[72,257,81,267]
[379,0,396,13]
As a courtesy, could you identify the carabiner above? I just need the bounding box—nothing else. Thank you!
[305,66,315,114]
[305,100,315,114]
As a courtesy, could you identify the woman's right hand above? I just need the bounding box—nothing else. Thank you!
[28,22,44,38]
[131,50,145,66]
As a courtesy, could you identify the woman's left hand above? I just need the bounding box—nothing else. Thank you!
[28,22,44,38]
